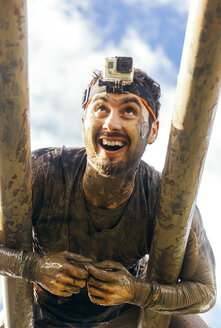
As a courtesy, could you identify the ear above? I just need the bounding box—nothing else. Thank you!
[82,112,86,138]
[147,119,159,144]
[82,111,86,125]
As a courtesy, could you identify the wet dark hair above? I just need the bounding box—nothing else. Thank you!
[133,69,161,121]
[88,68,161,124]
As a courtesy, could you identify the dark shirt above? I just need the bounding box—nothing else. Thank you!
[31,147,161,324]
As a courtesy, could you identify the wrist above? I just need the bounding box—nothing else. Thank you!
[21,251,43,282]
[147,281,161,307]
[131,279,161,308]
[130,278,152,307]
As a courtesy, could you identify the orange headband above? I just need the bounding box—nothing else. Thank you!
[85,96,156,121]
[138,97,156,121]
[85,98,92,110]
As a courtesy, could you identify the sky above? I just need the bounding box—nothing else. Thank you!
[1,0,221,326]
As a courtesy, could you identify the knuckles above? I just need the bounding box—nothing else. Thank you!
[37,253,130,301]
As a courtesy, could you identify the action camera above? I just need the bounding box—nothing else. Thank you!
[104,56,134,86]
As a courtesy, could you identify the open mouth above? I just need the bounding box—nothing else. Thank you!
[99,139,127,152]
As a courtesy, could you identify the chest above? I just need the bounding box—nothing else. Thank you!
[33,185,152,268]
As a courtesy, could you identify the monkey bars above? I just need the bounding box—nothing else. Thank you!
[0,1,34,327]
[138,0,221,327]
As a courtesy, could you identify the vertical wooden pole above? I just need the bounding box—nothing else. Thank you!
[138,0,221,326]
[0,1,34,327]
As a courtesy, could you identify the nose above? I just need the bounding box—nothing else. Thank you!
[103,111,122,132]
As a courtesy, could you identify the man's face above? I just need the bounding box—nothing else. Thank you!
[82,92,159,177]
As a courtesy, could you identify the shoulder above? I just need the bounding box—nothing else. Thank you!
[60,146,86,166]
[136,160,162,213]
[138,160,162,195]
[32,147,61,168]
[31,146,86,178]
[139,160,162,182]
[32,146,86,165]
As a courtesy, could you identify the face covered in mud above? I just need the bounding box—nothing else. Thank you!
[82,92,159,177]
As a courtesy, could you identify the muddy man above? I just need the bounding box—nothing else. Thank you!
[0,57,216,327]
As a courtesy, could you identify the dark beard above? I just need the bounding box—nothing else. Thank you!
[87,133,148,178]
[91,160,128,177]
[88,153,142,178]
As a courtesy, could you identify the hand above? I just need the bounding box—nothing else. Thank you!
[34,251,92,297]
[87,260,141,306]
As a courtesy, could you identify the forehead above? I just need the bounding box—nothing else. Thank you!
[91,92,141,105]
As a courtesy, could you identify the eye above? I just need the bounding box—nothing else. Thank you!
[97,105,107,112]
[94,105,109,117]
[124,107,137,116]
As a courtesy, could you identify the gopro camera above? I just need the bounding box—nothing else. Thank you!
[82,56,135,107]
[104,56,134,86]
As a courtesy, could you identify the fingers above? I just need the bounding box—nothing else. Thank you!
[86,264,118,282]
[88,277,112,292]
[94,260,123,271]
[55,281,81,294]
[88,294,105,305]
[88,285,112,298]
[65,263,89,280]
[59,291,74,297]
[86,260,126,284]
[88,285,118,306]
[64,252,93,280]
[87,282,112,306]
[53,288,80,297]
[58,274,86,288]
[64,251,93,263]
[40,278,81,297]
[36,252,92,297]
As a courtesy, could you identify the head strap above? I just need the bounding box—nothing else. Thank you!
[82,80,156,121]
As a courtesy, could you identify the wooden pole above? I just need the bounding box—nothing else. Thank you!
[0,1,34,327]
[138,0,221,327]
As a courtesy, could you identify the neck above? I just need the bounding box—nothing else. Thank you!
[83,162,136,209]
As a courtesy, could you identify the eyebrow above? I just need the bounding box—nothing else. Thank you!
[120,97,141,108]
[92,95,142,108]
[93,95,108,103]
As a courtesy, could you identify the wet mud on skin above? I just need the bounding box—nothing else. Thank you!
[0,147,215,326]
[83,156,143,210]
[1,1,219,324]
[82,103,149,209]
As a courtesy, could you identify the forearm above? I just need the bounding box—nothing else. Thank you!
[0,246,42,282]
[133,208,216,315]
[133,279,216,314]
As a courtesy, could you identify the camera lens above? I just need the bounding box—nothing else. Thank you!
[116,57,133,73]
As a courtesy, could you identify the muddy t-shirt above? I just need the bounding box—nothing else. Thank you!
[31,147,161,325]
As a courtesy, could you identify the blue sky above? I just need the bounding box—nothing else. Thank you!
[1,0,221,326]
[77,1,187,70]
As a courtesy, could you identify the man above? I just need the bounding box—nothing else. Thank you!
[0,58,216,328]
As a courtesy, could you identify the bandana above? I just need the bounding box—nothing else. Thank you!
[82,79,156,121]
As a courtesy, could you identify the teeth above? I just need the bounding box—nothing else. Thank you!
[102,139,124,147]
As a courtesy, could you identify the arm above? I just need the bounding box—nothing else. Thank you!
[145,207,216,314]
[0,148,92,297]
[0,246,41,279]
[0,246,92,297]
[87,207,216,314]
[0,149,44,281]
